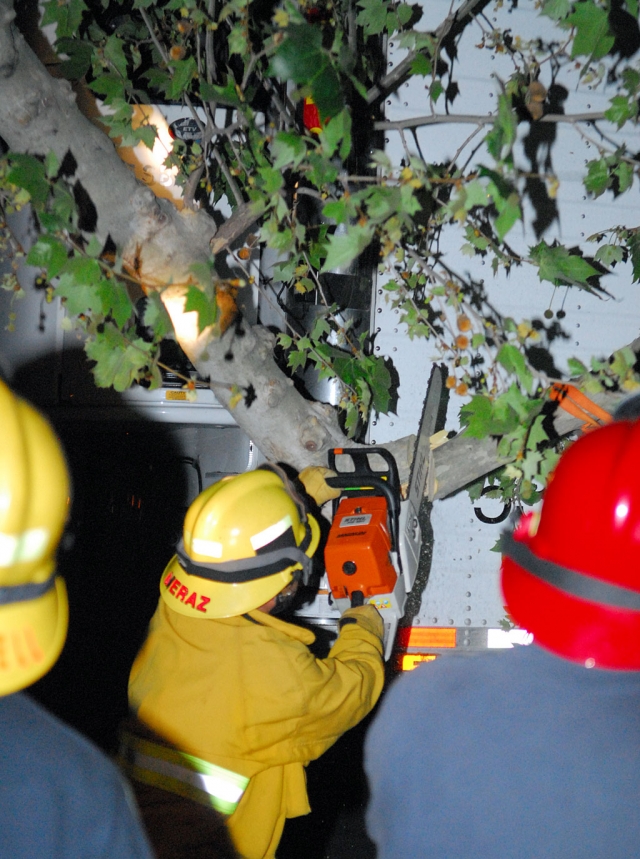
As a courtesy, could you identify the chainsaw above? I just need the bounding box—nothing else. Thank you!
[323,364,445,659]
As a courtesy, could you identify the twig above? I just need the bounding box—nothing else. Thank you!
[374,110,607,132]
[365,0,489,104]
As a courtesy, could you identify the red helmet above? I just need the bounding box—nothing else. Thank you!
[501,419,640,669]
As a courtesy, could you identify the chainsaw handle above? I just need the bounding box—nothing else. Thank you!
[325,473,398,514]
[327,447,401,557]
[328,447,400,494]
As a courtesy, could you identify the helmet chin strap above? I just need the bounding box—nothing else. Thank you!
[269,571,302,615]
[270,590,297,615]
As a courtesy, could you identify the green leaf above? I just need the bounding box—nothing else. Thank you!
[55,38,93,80]
[89,73,126,100]
[367,355,392,413]
[26,236,68,279]
[497,343,533,392]
[258,166,284,194]
[184,285,217,332]
[464,180,491,209]
[168,57,197,100]
[614,161,634,194]
[541,0,572,20]
[322,197,357,224]
[7,154,49,207]
[269,24,343,118]
[270,24,324,84]
[84,235,104,258]
[604,95,638,129]
[429,79,444,103]
[320,109,352,161]
[356,0,389,37]
[594,244,623,266]
[410,53,431,77]
[55,257,104,316]
[272,132,307,169]
[627,232,640,282]
[277,333,293,349]
[364,185,399,220]
[56,278,102,318]
[307,152,340,187]
[584,157,609,197]
[288,349,308,372]
[610,346,637,378]
[494,193,522,240]
[143,292,173,340]
[530,240,599,288]
[566,1,615,61]
[97,279,133,327]
[44,150,60,180]
[136,125,157,151]
[399,183,421,217]
[396,3,413,25]
[41,0,88,38]
[567,357,588,376]
[104,34,129,79]
[501,383,537,421]
[311,62,344,120]
[189,263,213,291]
[485,93,517,162]
[199,79,243,107]
[527,415,549,450]
[321,223,374,273]
[86,326,153,392]
[460,394,493,438]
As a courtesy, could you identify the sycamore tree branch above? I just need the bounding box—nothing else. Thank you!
[374,111,607,131]
[430,339,640,500]
[366,0,491,105]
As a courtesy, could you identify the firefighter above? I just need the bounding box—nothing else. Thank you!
[123,465,385,859]
[365,417,640,858]
[0,379,154,858]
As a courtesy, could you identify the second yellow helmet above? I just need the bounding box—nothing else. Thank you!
[160,467,320,618]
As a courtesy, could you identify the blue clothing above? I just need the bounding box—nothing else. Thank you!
[0,692,154,858]
[365,644,640,858]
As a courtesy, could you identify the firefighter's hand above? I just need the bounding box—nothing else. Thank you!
[298,466,341,506]
[338,604,384,641]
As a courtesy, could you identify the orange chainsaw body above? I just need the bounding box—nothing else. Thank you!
[325,495,398,600]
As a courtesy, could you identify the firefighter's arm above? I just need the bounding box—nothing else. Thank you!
[287,604,385,759]
[337,603,385,640]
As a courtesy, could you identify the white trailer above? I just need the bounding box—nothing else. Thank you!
[2,1,639,670]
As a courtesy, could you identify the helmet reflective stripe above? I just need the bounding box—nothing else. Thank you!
[501,530,640,611]
[250,515,292,551]
[0,529,48,567]
[175,518,314,584]
[118,731,249,816]
[190,537,223,559]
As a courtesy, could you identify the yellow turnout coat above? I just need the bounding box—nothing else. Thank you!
[128,601,384,859]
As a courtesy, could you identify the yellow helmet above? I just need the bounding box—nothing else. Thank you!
[0,380,70,696]
[160,467,320,618]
